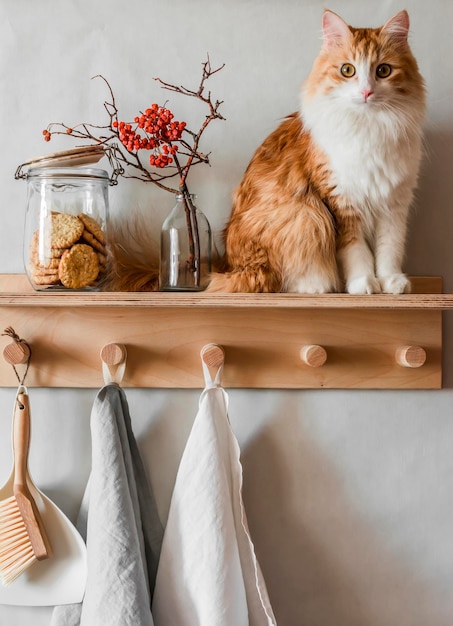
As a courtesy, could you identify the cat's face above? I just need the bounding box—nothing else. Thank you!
[303,10,425,115]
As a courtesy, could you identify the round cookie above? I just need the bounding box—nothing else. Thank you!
[30,254,61,270]
[81,229,107,254]
[58,243,100,289]
[29,230,65,266]
[31,266,60,276]
[77,213,106,245]
[97,251,107,267]
[50,213,84,249]
[31,270,60,286]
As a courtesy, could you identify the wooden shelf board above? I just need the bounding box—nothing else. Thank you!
[0,274,450,309]
[0,274,445,389]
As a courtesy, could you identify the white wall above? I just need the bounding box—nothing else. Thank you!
[1,1,453,624]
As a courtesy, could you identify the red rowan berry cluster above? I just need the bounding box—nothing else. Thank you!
[112,104,187,168]
[41,56,225,196]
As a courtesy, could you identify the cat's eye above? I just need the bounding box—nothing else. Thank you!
[340,63,356,78]
[376,63,392,78]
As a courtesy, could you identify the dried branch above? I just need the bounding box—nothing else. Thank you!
[154,56,225,187]
[42,55,225,285]
[43,56,225,194]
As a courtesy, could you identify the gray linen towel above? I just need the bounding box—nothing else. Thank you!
[51,384,163,626]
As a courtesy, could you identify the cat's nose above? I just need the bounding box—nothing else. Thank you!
[361,88,374,101]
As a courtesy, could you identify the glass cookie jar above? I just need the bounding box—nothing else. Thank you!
[16,147,111,291]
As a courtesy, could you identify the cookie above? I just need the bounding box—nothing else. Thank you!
[30,254,61,270]
[50,213,84,249]
[58,243,100,289]
[29,231,65,266]
[31,266,60,276]
[31,271,60,286]
[77,213,106,245]
[81,229,107,254]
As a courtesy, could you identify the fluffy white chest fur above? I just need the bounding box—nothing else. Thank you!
[302,101,422,216]
[299,91,424,295]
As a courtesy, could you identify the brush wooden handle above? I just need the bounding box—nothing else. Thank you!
[12,392,51,561]
[13,393,30,490]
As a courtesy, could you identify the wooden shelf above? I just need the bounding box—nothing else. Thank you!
[0,274,452,309]
[0,274,447,389]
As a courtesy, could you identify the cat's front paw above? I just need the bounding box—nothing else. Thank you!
[379,273,411,294]
[294,275,337,294]
[347,275,381,295]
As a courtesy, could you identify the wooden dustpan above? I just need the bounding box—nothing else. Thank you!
[0,388,87,606]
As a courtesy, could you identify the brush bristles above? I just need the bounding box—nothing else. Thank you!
[0,496,38,585]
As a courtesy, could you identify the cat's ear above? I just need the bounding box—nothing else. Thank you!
[322,10,352,48]
[381,10,410,44]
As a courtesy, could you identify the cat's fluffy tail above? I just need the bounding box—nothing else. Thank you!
[207,266,281,292]
[100,215,159,292]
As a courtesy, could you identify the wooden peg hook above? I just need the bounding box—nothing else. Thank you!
[300,344,327,368]
[200,343,225,369]
[100,343,127,367]
[3,341,31,365]
[395,345,426,368]
[2,327,31,366]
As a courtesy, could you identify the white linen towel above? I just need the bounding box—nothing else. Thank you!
[51,384,163,626]
[152,357,277,626]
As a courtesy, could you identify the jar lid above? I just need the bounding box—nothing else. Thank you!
[26,166,110,181]
[15,145,124,185]
[15,145,107,180]
[22,145,105,169]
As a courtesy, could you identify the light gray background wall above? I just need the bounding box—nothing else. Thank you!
[0,1,452,624]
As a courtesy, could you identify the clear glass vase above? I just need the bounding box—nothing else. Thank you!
[160,193,212,291]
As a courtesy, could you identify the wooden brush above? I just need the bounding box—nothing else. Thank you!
[0,392,51,585]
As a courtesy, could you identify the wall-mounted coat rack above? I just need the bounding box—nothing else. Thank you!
[0,274,451,389]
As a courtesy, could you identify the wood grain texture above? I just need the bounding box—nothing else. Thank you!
[3,341,30,365]
[0,274,449,309]
[395,345,427,368]
[0,274,444,389]
[300,345,328,368]
[100,343,127,366]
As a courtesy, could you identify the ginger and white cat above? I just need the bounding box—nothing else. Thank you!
[208,9,426,294]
